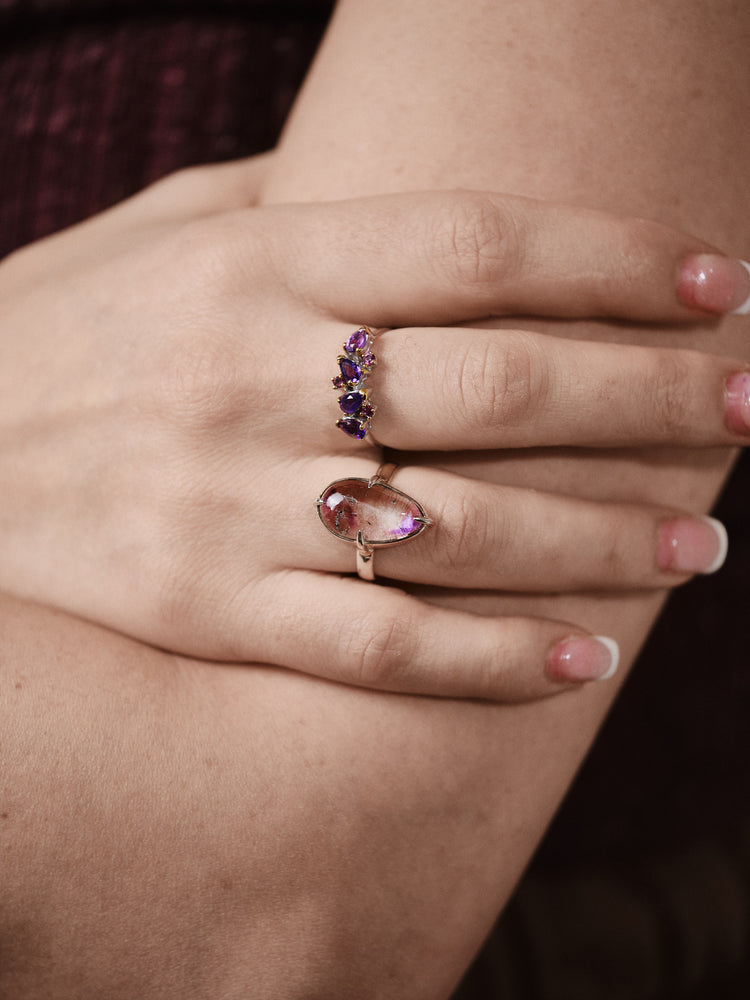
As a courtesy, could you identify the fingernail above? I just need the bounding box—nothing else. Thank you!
[657,516,728,574]
[547,635,620,683]
[725,372,750,434]
[678,255,750,315]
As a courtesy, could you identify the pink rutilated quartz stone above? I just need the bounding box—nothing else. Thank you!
[317,478,429,546]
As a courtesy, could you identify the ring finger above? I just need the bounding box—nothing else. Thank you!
[310,463,728,591]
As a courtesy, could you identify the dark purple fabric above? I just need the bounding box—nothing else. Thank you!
[0,1,329,253]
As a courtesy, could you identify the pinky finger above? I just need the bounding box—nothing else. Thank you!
[251,572,619,702]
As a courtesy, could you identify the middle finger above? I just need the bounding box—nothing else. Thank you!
[346,326,750,450]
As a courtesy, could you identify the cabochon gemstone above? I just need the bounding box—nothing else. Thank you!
[318,478,428,545]
[345,328,369,353]
[339,390,366,414]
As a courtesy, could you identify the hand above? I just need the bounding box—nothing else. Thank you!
[1,167,748,699]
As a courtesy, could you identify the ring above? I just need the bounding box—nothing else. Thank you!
[332,326,378,440]
[316,462,432,581]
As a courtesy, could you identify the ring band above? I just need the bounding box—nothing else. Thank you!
[316,462,432,581]
[332,326,378,440]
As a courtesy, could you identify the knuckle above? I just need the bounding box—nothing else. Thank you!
[645,352,694,437]
[433,193,522,290]
[600,215,682,312]
[437,489,502,572]
[447,333,549,433]
[168,216,236,292]
[598,531,630,582]
[493,333,550,428]
[349,609,419,690]
[159,333,250,433]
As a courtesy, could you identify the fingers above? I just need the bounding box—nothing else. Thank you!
[251,190,750,326]
[247,572,620,701]
[308,466,728,593]
[368,327,750,450]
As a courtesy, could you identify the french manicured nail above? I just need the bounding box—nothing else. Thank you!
[657,516,728,574]
[678,255,750,315]
[547,635,620,683]
[725,372,750,434]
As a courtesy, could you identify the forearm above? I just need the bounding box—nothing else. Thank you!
[264,0,749,237]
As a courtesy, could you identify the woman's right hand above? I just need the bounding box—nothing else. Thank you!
[1,167,748,700]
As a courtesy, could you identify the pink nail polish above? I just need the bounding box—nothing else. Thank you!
[678,255,750,315]
[546,635,619,683]
[725,372,750,434]
[657,516,728,575]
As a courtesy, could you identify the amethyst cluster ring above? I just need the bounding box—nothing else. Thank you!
[332,326,378,440]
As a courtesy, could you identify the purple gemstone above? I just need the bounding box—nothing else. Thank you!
[361,352,376,368]
[339,391,365,415]
[332,375,347,390]
[336,417,367,439]
[360,403,375,418]
[339,357,362,383]
[345,328,369,353]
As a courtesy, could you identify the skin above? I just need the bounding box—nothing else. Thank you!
[2,2,749,997]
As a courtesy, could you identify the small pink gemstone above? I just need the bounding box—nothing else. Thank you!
[317,478,428,545]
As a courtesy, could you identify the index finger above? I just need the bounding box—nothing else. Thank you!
[250,190,750,326]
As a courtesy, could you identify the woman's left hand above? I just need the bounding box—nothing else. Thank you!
[1,164,748,699]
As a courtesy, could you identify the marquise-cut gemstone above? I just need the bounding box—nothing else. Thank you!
[338,357,362,383]
[336,417,368,439]
[345,328,369,353]
[339,391,366,414]
[317,478,428,544]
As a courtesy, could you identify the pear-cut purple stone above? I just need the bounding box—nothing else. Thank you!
[339,357,362,383]
[339,391,365,415]
[336,417,368,439]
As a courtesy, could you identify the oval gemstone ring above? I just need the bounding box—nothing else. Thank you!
[332,326,378,440]
[316,463,432,581]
